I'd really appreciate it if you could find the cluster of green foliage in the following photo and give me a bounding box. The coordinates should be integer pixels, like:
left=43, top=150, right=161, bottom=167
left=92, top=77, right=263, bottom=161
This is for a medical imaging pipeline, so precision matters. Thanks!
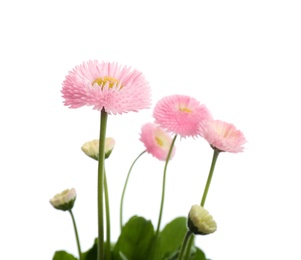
left=53, top=216, right=207, bottom=260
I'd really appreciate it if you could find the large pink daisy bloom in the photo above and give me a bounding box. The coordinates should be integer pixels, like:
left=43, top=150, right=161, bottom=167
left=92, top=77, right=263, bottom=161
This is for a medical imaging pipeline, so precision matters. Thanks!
left=200, top=119, right=246, bottom=153
left=140, top=123, right=176, bottom=161
left=153, top=95, right=212, bottom=138
left=61, top=60, right=151, bottom=114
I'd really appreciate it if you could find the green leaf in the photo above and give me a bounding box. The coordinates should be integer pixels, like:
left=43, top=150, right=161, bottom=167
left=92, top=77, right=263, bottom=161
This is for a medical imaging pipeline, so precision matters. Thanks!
left=155, top=217, right=188, bottom=259
left=113, top=215, right=155, bottom=260
left=190, top=246, right=207, bottom=260
left=82, top=238, right=97, bottom=260
left=118, top=251, right=128, bottom=260
left=53, top=251, right=77, bottom=260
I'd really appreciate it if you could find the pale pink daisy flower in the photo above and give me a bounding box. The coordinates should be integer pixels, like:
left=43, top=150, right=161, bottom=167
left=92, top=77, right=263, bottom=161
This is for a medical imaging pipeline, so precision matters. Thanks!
left=200, top=119, right=246, bottom=153
left=153, top=95, right=212, bottom=138
left=140, top=123, right=176, bottom=161
left=61, top=60, right=151, bottom=114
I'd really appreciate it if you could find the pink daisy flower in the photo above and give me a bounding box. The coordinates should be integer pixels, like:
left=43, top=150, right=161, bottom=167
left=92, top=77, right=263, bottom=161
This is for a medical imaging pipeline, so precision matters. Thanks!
left=200, top=119, right=246, bottom=153
left=61, top=60, right=151, bottom=114
left=153, top=95, right=212, bottom=138
left=140, top=123, right=176, bottom=161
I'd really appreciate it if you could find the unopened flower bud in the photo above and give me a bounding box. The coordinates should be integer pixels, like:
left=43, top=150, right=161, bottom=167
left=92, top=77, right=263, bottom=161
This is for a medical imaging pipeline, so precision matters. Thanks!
left=50, top=188, right=76, bottom=211
left=81, top=138, right=115, bottom=160
left=104, top=137, right=115, bottom=159
left=188, top=205, right=217, bottom=235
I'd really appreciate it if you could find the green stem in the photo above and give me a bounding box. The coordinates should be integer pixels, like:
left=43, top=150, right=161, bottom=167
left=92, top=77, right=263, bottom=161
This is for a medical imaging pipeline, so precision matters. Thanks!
left=200, top=149, right=220, bottom=207
left=120, top=150, right=146, bottom=231
left=183, top=149, right=220, bottom=258
left=69, top=209, right=82, bottom=260
left=178, top=231, right=192, bottom=260
left=104, top=170, right=111, bottom=260
left=183, top=234, right=194, bottom=260
left=155, top=135, right=177, bottom=236
left=97, top=109, right=108, bottom=260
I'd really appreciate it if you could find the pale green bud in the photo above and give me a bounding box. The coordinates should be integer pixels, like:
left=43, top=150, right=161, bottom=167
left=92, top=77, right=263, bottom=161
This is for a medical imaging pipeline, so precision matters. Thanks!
left=104, top=137, right=115, bottom=159
left=188, top=205, right=217, bottom=235
left=49, top=188, right=76, bottom=211
left=81, top=138, right=115, bottom=161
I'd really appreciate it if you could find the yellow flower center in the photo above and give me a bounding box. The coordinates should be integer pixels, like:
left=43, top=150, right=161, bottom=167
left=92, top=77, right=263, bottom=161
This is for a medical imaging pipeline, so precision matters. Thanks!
left=92, top=76, right=122, bottom=89
left=155, top=137, right=164, bottom=147
left=179, top=106, right=192, bottom=113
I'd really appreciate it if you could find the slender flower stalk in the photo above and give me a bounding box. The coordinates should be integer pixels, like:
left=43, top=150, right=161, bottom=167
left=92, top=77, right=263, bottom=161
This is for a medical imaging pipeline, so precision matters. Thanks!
left=178, top=149, right=220, bottom=260
left=97, top=109, right=108, bottom=260
left=69, top=209, right=82, bottom=260
left=183, top=235, right=194, bottom=260
left=178, top=227, right=193, bottom=259
left=155, top=135, right=178, bottom=236
left=104, top=171, right=111, bottom=260
left=178, top=230, right=192, bottom=260
left=201, top=149, right=220, bottom=207
left=120, top=150, right=146, bottom=231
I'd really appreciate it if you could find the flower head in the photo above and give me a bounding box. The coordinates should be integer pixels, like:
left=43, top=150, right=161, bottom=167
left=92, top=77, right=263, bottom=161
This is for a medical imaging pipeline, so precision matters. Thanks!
left=200, top=119, right=246, bottom=153
left=188, top=205, right=217, bottom=235
left=153, top=95, right=211, bottom=138
left=81, top=137, right=115, bottom=160
left=50, top=188, right=76, bottom=211
left=140, top=123, right=176, bottom=161
left=62, top=61, right=151, bottom=114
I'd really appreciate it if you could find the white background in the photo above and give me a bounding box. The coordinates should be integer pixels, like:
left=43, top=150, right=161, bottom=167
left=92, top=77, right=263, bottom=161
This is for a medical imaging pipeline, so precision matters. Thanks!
left=1, top=0, right=301, bottom=259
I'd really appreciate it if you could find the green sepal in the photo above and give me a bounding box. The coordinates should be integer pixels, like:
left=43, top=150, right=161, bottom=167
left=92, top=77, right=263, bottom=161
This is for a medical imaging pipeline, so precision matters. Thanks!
left=53, top=199, right=76, bottom=211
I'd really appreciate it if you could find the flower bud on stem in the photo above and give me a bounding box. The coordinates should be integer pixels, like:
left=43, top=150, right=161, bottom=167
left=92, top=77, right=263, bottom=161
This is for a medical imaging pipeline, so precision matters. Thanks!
left=178, top=149, right=220, bottom=260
